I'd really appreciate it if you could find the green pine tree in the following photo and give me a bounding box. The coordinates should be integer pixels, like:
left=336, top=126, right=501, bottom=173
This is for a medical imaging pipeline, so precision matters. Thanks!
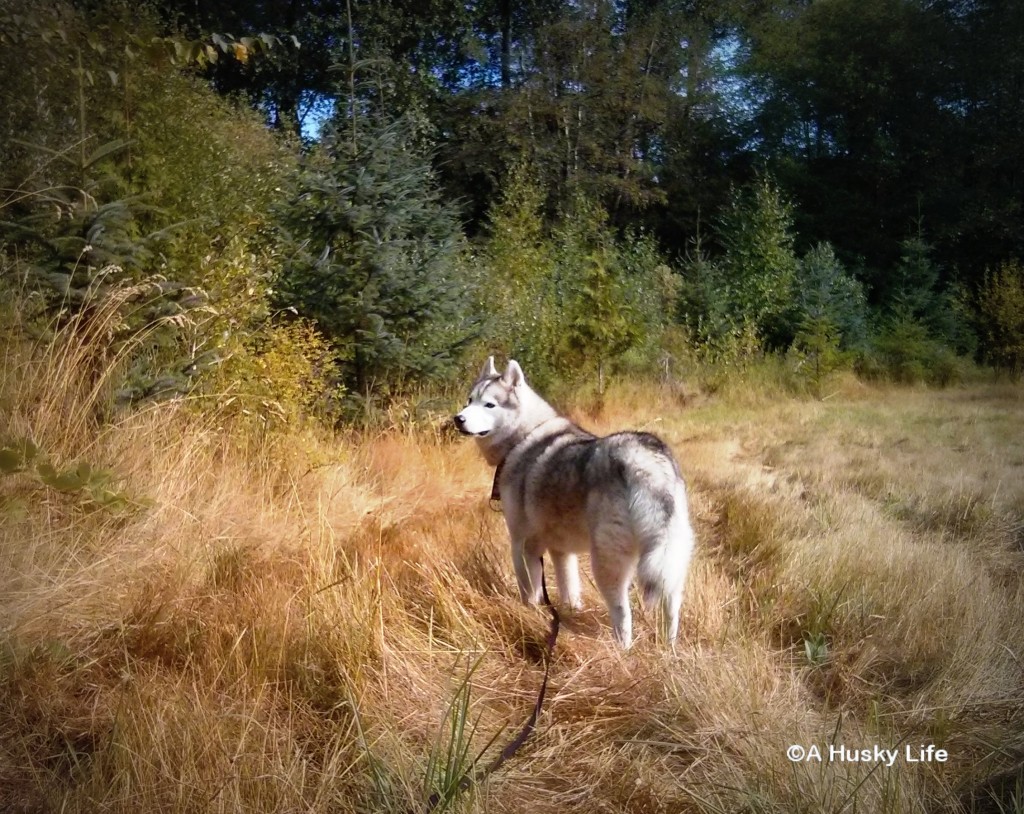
left=278, top=112, right=474, bottom=397
left=715, top=176, right=799, bottom=348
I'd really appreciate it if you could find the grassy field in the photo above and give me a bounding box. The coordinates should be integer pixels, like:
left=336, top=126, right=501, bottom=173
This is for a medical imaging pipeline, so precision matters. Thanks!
left=2, top=327, right=1023, bottom=812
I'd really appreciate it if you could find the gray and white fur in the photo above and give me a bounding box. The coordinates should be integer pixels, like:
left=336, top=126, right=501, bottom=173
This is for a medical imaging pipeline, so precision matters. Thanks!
left=453, top=357, right=695, bottom=648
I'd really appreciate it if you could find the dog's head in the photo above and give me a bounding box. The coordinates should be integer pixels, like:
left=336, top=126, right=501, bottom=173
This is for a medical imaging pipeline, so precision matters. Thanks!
left=452, top=356, right=524, bottom=438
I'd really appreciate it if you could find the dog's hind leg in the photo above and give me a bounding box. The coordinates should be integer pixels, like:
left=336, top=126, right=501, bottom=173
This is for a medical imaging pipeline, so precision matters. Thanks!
left=636, top=482, right=694, bottom=647
left=590, top=526, right=638, bottom=648
left=637, top=543, right=689, bottom=646
left=550, top=551, right=582, bottom=610
left=661, top=587, right=683, bottom=644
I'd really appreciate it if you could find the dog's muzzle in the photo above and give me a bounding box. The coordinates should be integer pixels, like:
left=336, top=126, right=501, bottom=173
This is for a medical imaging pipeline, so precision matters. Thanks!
left=452, top=414, right=489, bottom=437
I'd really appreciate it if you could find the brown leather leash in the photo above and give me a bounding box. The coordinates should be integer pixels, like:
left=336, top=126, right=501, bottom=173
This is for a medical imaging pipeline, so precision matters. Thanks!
left=421, top=468, right=560, bottom=812
left=423, top=568, right=559, bottom=811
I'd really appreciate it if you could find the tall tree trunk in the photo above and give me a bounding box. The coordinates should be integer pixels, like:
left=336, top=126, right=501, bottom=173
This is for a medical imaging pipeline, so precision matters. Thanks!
left=346, top=0, right=357, bottom=152
left=499, top=0, right=512, bottom=88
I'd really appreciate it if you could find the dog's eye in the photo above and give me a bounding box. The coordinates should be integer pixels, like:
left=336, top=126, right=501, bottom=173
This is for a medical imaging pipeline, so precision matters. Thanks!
left=485, top=402, right=496, bottom=409
left=465, top=399, right=471, bottom=406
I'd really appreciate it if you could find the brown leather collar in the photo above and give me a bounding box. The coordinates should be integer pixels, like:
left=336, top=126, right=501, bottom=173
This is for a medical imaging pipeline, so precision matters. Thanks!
left=490, top=457, right=505, bottom=502
left=487, top=416, right=561, bottom=506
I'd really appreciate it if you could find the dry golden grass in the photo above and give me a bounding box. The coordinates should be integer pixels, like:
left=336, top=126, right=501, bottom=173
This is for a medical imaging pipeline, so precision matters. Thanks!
left=2, top=316, right=1023, bottom=813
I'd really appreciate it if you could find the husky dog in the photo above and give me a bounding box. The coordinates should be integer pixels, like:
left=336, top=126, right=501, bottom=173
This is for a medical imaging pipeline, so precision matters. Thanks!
left=453, top=357, right=695, bottom=648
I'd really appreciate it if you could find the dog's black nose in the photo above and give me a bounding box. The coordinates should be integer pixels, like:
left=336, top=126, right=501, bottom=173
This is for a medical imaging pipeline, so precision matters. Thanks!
left=453, top=414, right=465, bottom=427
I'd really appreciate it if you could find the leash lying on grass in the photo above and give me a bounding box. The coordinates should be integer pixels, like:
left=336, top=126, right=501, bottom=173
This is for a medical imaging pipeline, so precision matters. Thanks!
left=422, top=558, right=560, bottom=813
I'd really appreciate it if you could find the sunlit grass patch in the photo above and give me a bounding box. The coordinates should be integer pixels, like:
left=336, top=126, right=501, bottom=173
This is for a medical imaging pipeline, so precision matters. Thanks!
left=2, top=321, right=1023, bottom=812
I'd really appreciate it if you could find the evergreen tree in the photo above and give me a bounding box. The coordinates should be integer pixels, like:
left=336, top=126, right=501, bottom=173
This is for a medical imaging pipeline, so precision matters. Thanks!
left=277, top=112, right=473, bottom=396
left=791, top=243, right=867, bottom=395
left=869, top=228, right=966, bottom=384
left=882, top=227, right=966, bottom=351
left=553, top=195, right=673, bottom=392
left=714, top=176, right=799, bottom=348
left=476, top=165, right=561, bottom=388
left=794, top=242, right=867, bottom=350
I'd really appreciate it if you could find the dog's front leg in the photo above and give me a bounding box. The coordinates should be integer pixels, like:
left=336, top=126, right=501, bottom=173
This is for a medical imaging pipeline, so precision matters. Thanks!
left=511, top=539, right=544, bottom=605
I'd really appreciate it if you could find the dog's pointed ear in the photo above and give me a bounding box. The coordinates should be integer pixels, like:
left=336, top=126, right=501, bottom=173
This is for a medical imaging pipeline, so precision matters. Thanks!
left=502, top=359, right=525, bottom=388
left=479, top=356, right=498, bottom=380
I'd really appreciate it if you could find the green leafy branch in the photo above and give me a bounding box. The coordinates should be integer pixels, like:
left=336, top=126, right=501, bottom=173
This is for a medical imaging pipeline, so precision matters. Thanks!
left=0, top=7, right=297, bottom=78
left=0, top=438, right=142, bottom=511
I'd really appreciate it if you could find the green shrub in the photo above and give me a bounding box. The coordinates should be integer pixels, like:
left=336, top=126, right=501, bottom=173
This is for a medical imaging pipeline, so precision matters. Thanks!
left=974, top=260, right=1024, bottom=377
left=0, top=0, right=299, bottom=412
left=859, top=315, right=964, bottom=386
left=0, top=437, right=139, bottom=511
left=791, top=315, right=845, bottom=397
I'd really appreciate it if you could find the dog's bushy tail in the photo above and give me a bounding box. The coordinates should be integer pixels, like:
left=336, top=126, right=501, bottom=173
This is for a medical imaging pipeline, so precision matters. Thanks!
left=636, top=480, right=694, bottom=640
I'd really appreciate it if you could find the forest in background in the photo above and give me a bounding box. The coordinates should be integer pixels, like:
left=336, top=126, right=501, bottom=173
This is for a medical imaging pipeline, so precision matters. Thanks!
left=2, top=0, right=1024, bottom=421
